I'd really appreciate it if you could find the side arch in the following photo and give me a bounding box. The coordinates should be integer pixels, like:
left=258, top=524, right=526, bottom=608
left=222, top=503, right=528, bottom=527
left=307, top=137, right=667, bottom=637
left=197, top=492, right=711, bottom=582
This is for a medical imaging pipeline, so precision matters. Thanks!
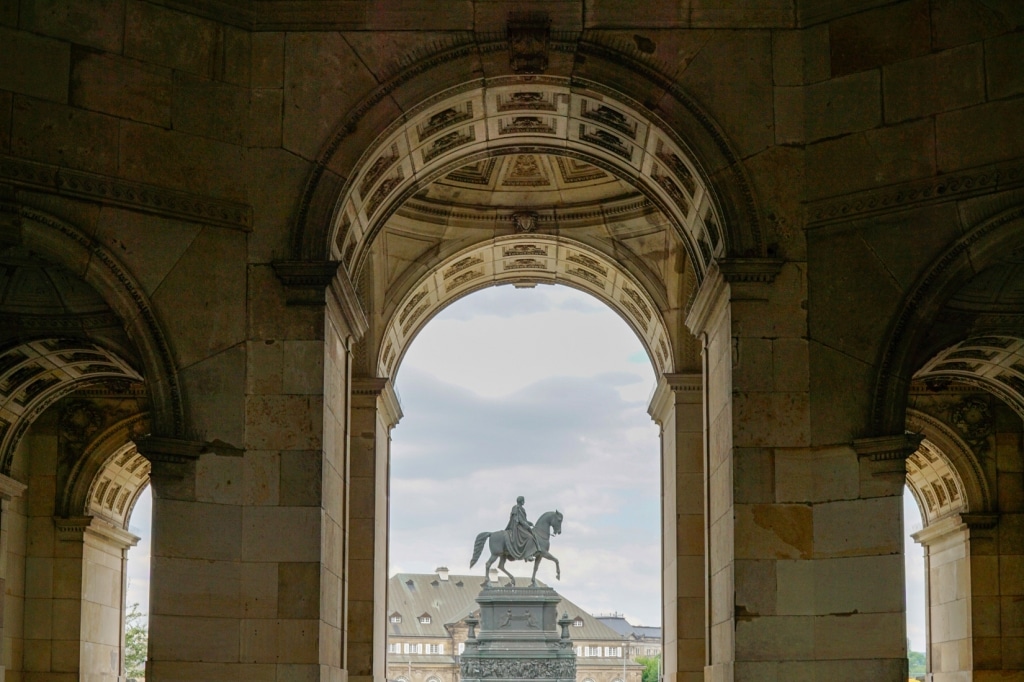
left=871, top=203, right=1024, bottom=434
left=0, top=339, right=143, bottom=475
left=59, top=411, right=151, bottom=527
left=906, top=408, right=992, bottom=523
left=0, top=202, right=185, bottom=438
left=290, top=38, right=765, bottom=271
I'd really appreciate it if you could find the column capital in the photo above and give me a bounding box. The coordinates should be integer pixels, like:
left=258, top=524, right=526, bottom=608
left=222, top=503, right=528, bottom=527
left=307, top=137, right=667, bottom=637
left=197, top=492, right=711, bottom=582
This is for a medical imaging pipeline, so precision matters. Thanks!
left=352, top=377, right=403, bottom=430
left=273, top=260, right=368, bottom=341
left=685, top=258, right=783, bottom=336
left=912, top=512, right=999, bottom=546
left=0, top=472, right=27, bottom=501
left=54, top=515, right=140, bottom=549
left=648, top=372, right=703, bottom=425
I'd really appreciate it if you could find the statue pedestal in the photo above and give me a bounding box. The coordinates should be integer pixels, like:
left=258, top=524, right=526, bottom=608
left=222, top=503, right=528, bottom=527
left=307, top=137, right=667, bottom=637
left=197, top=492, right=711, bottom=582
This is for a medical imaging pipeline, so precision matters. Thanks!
left=460, top=585, right=576, bottom=682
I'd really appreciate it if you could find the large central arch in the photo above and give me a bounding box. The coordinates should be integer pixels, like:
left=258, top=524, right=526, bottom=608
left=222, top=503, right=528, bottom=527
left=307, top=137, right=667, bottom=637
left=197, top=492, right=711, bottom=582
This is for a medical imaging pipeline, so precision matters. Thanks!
left=328, top=78, right=724, bottom=284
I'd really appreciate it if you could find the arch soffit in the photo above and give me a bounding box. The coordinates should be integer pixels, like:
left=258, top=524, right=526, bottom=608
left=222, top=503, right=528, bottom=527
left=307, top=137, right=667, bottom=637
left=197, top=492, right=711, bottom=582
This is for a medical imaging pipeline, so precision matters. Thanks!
left=293, top=40, right=764, bottom=267
left=0, top=339, right=143, bottom=476
left=915, top=335, right=1024, bottom=422
left=60, top=411, right=151, bottom=527
left=377, top=235, right=674, bottom=379
left=0, top=202, right=184, bottom=437
left=906, top=408, right=991, bottom=525
left=871, top=204, right=1024, bottom=434
left=332, top=79, right=723, bottom=284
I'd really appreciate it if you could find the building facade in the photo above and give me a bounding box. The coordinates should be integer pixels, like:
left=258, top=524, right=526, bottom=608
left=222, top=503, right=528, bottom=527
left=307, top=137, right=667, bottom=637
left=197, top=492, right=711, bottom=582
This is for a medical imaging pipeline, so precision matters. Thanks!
left=0, top=2, right=1022, bottom=681
left=385, top=571, right=644, bottom=682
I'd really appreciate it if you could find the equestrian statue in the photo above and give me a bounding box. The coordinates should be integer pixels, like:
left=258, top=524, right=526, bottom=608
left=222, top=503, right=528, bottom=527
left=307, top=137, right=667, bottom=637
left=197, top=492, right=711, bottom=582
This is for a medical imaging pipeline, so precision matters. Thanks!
left=470, top=496, right=562, bottom=587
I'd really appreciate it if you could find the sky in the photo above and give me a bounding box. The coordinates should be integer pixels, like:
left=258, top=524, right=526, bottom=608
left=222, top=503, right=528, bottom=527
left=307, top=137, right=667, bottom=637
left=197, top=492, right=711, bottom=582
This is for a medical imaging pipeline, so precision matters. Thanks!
left=388, top=284, right=663, bottom=626
left=124, top=280, right=929, bottom=648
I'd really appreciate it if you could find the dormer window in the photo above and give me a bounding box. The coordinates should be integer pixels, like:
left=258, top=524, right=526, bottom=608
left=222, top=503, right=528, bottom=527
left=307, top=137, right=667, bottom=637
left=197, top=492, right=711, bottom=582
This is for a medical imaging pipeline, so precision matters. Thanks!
left=419, top=613, right=432, bottom=624
left=390, top=613, right=403, bottom=624
left=572, top=617, right=584, bottom=627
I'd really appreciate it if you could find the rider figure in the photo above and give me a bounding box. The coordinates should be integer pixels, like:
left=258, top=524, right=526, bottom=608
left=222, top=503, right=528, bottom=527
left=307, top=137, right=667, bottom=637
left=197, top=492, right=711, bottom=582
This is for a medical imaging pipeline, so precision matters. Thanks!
left=505, top=496, right=536, bottom=561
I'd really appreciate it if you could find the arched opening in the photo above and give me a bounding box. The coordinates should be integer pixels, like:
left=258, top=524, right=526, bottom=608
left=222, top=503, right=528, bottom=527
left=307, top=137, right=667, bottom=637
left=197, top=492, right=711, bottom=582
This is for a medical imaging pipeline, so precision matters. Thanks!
left=0, top=221, right=165, bottom=682
left=334, top=77, right=707, bottom=682
left=384, top=282, right=662, bottom=682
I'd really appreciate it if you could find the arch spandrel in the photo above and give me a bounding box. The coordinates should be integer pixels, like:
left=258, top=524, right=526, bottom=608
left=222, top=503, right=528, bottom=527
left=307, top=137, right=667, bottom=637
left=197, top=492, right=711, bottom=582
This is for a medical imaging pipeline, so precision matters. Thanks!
left=376, top=235, right=675, bottom=379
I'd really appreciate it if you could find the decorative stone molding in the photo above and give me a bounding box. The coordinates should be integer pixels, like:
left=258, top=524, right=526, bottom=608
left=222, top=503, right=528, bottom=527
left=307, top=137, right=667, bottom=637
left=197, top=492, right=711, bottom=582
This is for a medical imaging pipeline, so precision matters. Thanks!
left=716, top=258, right=784, bottom=284
left=272, top=260, right=368, bottom=341
left=0, top=154, right=252, bottom=231
left=0, top=473, right=27, bottom=501
left=805, top=160, right=1024, bottom=227
left=54, top=515, right=140, bottom=548
left=648, top=372, right=703, bottom=426
left=912, top=512, right=999, bottom=547
left=852, top=433, right=924, bottom=462
left=461, top=657, right=575, bottom=680
left=133, top=435, right=205, bottom=466
left=352, top=377, right=404, bottom=431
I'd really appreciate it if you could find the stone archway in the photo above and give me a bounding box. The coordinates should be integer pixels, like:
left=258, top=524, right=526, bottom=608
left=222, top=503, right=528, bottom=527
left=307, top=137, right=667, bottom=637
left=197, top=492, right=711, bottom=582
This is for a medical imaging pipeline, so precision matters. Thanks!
left=377, top=234, right=676, bottom=379
left=325, top=78, right=727, bottom=285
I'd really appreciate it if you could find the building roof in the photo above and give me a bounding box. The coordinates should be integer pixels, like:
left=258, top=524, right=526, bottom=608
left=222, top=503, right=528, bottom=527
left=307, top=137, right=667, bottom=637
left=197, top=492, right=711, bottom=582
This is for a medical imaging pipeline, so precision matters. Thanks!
left=387, top=572, right=632, bottom=642
left=595, top=615, right=662, bottom=641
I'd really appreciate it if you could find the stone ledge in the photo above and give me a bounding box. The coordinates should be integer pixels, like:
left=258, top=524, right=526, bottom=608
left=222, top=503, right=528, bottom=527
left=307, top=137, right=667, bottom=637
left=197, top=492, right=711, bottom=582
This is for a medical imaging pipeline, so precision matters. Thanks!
left=0, top=153, right=253, bottom=230
left=805, top=159, right=1024, bottom=227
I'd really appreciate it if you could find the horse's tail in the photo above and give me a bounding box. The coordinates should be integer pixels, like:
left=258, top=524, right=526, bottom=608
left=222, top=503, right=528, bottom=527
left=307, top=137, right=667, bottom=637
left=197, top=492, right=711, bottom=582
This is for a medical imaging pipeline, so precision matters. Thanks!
left=470, top=532, right=491, bottom=568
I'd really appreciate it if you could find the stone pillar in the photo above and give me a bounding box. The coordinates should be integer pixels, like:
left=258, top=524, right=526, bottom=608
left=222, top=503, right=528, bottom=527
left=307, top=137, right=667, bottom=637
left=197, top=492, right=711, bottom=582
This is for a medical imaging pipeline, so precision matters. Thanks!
left=648, top=373, right=704, bottom=682
left=913, top=513, right=1005, bottom=682
left=348, top=377, right=402, bottom=682
left=687, top=260, right=913, bottom=681
left=0, top=473, right=27, bottom=682
left=138, top=261, right=366, bottom=682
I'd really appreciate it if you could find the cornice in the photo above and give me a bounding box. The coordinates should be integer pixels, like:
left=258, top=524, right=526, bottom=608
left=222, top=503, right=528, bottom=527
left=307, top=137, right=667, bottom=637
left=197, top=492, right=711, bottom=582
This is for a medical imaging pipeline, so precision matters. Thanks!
left=852, top=432, right=924, bottom=462
left=54, top=515, right=140, bottom=548
left=133, top=435, right=206, bottom=465
left=351, top=377, right=403, bottom=430
left=273, top=260, right=368, bottom=341
left=805, top=160, right=1024, bottom=227
left=0, top=154, right=252, bottom=231
left=647, top=372, right=702, bottom=426
left=912, top=512, right=999, bottom=546
left=0, top=473, right=27, bottom=501
left=716, top=258, right=784, bottom=284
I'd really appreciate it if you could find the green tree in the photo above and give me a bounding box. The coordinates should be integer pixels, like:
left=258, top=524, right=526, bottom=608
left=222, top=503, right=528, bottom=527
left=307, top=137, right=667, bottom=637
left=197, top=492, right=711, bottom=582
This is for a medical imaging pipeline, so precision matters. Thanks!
left=125, top=602, right=148, bottom=680
left=635, top=655, right=660, bottom=682
left=908, top=650, right=926, bottom=677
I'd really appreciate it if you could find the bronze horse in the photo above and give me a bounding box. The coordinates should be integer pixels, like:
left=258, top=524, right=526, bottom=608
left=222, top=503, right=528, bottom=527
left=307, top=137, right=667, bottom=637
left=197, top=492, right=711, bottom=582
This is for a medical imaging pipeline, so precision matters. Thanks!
left=470, top=510, right=563, bottom=587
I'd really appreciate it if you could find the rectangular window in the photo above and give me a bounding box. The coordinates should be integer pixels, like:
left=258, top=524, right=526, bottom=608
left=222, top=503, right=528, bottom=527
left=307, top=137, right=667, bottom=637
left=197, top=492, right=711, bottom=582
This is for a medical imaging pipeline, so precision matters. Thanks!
left=388, top=643, right=400, bottom=654
left=458, top=642, right=466, bottom=655
left=428, top=644, right=442, bottom=654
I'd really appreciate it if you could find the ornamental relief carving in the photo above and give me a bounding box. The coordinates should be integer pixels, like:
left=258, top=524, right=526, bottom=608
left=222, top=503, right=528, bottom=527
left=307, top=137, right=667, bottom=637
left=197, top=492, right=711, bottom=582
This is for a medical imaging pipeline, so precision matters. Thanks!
left=461, top=657, right=575, bottom=680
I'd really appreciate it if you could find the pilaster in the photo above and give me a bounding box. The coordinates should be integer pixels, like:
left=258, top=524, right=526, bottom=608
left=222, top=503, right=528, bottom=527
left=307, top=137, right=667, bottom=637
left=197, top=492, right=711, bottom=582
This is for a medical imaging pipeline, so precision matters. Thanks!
left=349, top=377, right=403, bottom=682
left=648, top=373, right=704, bottom=682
